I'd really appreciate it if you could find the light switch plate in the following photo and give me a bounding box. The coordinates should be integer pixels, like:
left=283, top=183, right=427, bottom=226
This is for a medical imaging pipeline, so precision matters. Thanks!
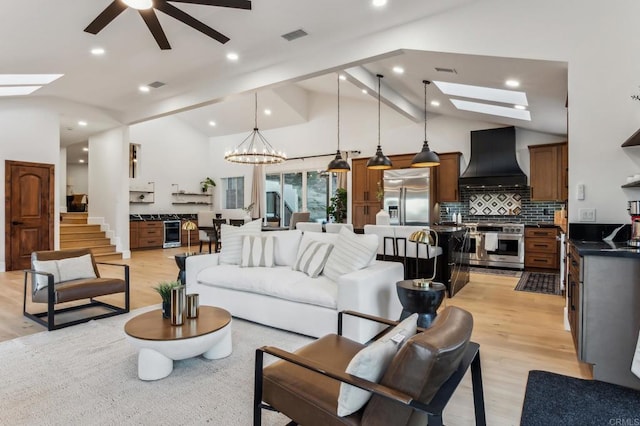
left=579, top=208, right=596, bottom=222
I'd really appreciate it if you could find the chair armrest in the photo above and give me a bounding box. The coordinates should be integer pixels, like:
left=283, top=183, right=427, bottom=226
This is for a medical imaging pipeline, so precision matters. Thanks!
left=23, top=269, right=54, bottom=296
left=257, top=346, right=413, bottom=406
left=95, top=261, right=128, bottom=268
left=338, top=310, right=399, bottom=336
left=185, top=253, right=220, bottom=287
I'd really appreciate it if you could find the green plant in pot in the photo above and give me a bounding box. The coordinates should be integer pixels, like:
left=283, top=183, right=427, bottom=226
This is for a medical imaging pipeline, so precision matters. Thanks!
left=327, top=187, right=347, bottom=223
left=200, top=177, right=216, bottom=193
left=154, top=280, right=181, bottom=319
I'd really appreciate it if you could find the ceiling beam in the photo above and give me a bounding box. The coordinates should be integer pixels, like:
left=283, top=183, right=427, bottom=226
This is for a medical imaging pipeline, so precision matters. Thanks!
left=343, top=66, right=423, bottom=123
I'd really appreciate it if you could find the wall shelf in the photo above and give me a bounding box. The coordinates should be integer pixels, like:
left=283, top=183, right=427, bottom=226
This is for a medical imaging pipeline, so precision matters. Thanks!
left=621, top=181, right=640, bottom=188
left=172, top=202, right=212, bottom=205
left=171, top=192, right=210, bottom=196
left=129, top=182, right=155, bottom=204
left=130, top=201, right=154, bottom=204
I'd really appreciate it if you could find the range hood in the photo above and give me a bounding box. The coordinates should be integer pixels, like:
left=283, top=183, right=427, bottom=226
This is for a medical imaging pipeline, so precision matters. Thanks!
left=458, top=126, right=527, bottom=187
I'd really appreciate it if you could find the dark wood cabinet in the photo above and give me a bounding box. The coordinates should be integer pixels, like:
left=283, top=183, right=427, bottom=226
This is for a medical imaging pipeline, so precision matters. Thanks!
left=529, top=142, right=567, bottom=201
left=351, top=158, right=382, bottom=229
left=566, top=242, right=581, bottom=353
left=129, top=222, right=139, bottom=249
left=436, top=152, right=461, bottom=202
left=135, top=221, right=163, bottom=249
left=524, top=227, right=559, bottom=270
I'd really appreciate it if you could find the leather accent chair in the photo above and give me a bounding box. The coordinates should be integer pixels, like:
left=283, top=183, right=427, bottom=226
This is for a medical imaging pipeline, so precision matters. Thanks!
left=254, top=307, right=485, bottom=426
left=23, top=248, right=130, bottom=331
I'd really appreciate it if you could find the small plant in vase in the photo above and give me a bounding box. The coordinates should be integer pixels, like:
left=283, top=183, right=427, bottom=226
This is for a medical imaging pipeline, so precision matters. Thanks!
left=153, top=280, right=181, bottom=319
left=200, top=177, right=216, bottom=193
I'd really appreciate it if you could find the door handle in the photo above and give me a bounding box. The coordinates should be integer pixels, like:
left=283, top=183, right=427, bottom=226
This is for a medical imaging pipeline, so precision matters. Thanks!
left=12, top=221, right=24, bottom=225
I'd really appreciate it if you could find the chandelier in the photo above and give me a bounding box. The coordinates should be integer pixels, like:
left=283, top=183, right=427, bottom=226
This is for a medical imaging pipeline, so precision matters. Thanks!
left=224, top=93, right=287, bottom=164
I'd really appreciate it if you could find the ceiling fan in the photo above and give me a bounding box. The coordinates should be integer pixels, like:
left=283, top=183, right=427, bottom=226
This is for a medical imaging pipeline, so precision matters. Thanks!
left=84, top=0, right=252, bottom=50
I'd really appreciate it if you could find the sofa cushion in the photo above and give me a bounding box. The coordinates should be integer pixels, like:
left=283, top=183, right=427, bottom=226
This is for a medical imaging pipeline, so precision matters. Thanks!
left=267, top=230, right=303, bottom=267
left=197, top=265, right=338, bottom=309
left=323, top=227, right=378, bottom=281
left=240, top=235, right=275, bottom=268
left=219, top=219, right=262, bottom=264
left=337, top=338, right=398, bottom=417
left=293, top=241, right=334, bottom=278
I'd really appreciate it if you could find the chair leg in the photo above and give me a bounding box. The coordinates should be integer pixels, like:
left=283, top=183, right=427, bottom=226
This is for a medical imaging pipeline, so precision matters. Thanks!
left=208, top=240, right=212, bottom=254
left=254, top=349, right=264, bottom=426
left=199, top=241, right=203, bottom=253
left=427, top=413, right=444, bottom=426
left=471, top=350, right=487, bottom=426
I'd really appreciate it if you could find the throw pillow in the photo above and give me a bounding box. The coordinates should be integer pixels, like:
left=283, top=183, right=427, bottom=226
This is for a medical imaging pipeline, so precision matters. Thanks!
left=240, top=235, right=275, bottom=268
left=379, top=313, right=419, bottom=348
left=267, top=230, right=302, bottom=266
left=292, top=241, right=333, bottom=278
left=32, top=259, right=61, bottom=291
left=57, top=254, right=97, bottom=283
left=219, top=219, right=262, bottom=265
left=336, top=339, right=398, bottom=417
left=323, top=227, right=378, bottom=281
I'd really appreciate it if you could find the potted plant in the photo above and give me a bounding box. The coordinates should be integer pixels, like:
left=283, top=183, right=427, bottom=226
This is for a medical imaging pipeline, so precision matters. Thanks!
left=200, top=177, right=216, bottom=193
left=153, top=280, right=182, bottom=318
left=327, top=187, right=347, bottom=223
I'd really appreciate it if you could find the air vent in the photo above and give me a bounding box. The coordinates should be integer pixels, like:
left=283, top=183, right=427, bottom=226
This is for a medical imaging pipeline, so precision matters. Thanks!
left=148, top=81, right=166, bottom=89
left=435, top=67, right=457, bottom=74
left=281, top=29, right=308, bottom=41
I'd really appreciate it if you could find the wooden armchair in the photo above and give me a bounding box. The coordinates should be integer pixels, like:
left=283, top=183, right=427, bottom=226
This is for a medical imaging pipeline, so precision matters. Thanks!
left=23, top=248, right=130, bottom=331
left=254, top=307, right=485, bottom=426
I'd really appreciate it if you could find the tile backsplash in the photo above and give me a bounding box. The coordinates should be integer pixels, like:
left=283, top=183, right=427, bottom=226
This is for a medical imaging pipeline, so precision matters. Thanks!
left=439, top=186, right=564, bottom=224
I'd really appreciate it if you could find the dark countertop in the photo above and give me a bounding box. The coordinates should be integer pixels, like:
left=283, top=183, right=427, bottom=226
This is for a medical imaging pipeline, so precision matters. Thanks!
left=570, top=240, right=640, bottom=258
left=130, top=213, right=197, bottom=222
left=430, top=225, right=467, bottom=234
left=525, top=222, right=560, bottom=228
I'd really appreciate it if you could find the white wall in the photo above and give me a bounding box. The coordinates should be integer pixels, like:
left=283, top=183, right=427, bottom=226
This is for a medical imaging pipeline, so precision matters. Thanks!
left=59, top=148, right=67, bottom=212
left=129, top=115, right=212, bottom=215
left=67, top=164, right=88, bottom=195
left=88, top=127, right=130, bottom=258
left=0, top=100, right=60, bottom=271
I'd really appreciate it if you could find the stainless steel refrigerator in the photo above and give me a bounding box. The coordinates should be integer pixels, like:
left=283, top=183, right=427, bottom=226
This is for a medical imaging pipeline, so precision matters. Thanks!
left=383, top=168, right=431, bottom=225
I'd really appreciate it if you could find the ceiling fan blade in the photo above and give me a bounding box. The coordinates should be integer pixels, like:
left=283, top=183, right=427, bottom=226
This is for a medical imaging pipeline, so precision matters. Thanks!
left=84, top=1, right=128, bottom=34
left=156, top=2, right=230, bottom=44
left=138, top=9, right=172, bottom=50
left=169, top=0, right=252, bottom=10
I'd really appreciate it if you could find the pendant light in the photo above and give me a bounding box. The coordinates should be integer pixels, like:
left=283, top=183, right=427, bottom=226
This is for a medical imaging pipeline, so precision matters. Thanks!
left=366, top=74, right=393, bottom=170
left=327, top=74, right=350, bottom=172
left=411, top=80, right=440, bottom=167
left=224, top=93, right=287, bottom=164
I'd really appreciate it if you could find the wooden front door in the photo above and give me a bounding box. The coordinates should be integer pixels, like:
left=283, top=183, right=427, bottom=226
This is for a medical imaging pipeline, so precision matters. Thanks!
left=5, top=160, right=54, bottom=271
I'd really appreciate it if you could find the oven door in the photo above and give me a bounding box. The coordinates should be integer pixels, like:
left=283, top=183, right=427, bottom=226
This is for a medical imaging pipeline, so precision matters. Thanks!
left=466, top=232, right=480, bottom=263
left=484, top=233, right=524, bottom=268
left=163, top=220, right=182, bottom=248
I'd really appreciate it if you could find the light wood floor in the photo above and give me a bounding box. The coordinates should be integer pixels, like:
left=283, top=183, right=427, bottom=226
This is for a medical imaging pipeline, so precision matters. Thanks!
left=0, top=249, right=590, bottom=424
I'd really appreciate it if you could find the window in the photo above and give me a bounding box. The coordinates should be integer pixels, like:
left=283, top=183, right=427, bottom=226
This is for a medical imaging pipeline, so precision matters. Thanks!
left=266, top=170, right=340, bottom=227
left=222, top=177, right=244, bottom=209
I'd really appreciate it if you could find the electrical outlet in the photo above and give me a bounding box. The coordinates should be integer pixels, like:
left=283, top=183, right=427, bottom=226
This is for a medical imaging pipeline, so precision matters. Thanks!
left=579, top=208, right=596, bottom=222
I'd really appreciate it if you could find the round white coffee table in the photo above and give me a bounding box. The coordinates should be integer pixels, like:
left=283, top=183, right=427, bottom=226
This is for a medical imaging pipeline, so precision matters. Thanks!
left=124, top=306, right=232, bottom=380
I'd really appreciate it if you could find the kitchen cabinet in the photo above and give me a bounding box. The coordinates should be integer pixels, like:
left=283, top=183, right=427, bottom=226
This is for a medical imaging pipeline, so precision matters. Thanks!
left=528, top=142, right=567, bottom=201
left=566, top=241, right=640, bottom=389
left=351, top=158, right=382, bottom=229
left=436, top=152, right=461, bottom=202
left=129, top=222, right=140, bottom=249
left=134, top=221, right=163, bottom=249
left=524, top=227, right=559, bottom=270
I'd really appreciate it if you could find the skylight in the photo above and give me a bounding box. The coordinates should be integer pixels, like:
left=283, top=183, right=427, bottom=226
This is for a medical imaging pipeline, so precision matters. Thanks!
left=0, top=86, right=42, bottom=96
left=434, top=81, right=528, bottom=106
left=450, top=99, right=531, bottom=121
left=0, top=74, right=63, bottom=85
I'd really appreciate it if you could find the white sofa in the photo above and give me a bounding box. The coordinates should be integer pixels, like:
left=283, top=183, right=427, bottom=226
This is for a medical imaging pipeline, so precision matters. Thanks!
left=186, top=228, right=404, bottom=342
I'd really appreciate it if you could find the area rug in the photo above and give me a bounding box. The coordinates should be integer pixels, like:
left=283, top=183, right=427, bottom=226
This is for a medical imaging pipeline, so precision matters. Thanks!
left=515, top=271, right=560, bottom=295
left=470, top=266, right=523, bottom=277
left=520, top=370, right=640, bottom=425
left=0, top=306, right=313, bottom=425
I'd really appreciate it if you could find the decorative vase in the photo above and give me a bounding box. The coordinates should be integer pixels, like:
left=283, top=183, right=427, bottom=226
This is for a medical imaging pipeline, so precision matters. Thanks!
left=162, top=301, right=171, bottom=319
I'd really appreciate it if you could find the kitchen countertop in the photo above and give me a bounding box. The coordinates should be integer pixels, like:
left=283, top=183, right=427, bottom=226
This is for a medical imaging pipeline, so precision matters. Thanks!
left=570, top=239, right=640, bottom=258
left=430, top=225, right=467, bottom=233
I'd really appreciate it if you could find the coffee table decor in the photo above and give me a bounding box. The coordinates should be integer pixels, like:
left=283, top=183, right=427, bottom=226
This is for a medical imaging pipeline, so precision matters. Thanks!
left=153, top=280, right=182, bottom=319
left=124, top=306, right=232, bottom=380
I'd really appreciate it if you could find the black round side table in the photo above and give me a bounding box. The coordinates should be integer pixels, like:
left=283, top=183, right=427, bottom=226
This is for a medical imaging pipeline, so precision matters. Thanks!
left=174, top=252, right=197, bottom=284
left=396, top=280, right=446, bottom=328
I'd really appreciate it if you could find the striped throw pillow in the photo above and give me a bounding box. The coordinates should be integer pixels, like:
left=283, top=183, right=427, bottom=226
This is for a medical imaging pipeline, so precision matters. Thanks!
left=293, top=241, right=334, bottom=278
left=322, top=227, right=378, bottom=281
left=219, top=219, right=262, bottom=265
left=240, top=236, right=275, bottom=268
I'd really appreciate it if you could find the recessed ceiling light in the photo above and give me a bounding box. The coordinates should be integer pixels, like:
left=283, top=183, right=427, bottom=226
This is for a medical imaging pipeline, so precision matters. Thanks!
left=264, top=109, right=272, bottom=116
left=91, top=48, right=105, bottom=56
left=514, top=105, right=526, bottom=110
left=362, top=89, right=368, bottom=94
left=79, top=159, right=85, bottom=163
left=505, top=79, right=520, bottom=88
left=430, top=100, right=440, bottom=107
left=0, top=74, right=63, bottom=85
left=226, top=52, right=239, bottom=61
left=392, top=66, right=404, bottom=74
left=82, top=147, right=89, bottom=152
left=209, top=121, right=217, bottom=127
left=78, top=120, right=88, bottom=126
left=450, top=99, right=531, bottom=121
left=139, top=85, right=150, bottom=93
left=434, top=81, right=528, bottom=106
left=0, top=86, right=41, bottom=96
left=372, top=0, right=387, bottom=7
left=339, top=75, right=347, bottom=81
left=122, top=0, right=152, bottom=9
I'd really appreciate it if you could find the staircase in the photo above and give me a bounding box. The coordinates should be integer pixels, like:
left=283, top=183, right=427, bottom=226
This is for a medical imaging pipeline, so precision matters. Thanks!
left=60, top=213, right=123, bottom=261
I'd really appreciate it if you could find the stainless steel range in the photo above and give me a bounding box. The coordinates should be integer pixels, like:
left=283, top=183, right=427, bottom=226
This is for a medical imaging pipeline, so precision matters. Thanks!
left=464, top=222, right=524, bottom=269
